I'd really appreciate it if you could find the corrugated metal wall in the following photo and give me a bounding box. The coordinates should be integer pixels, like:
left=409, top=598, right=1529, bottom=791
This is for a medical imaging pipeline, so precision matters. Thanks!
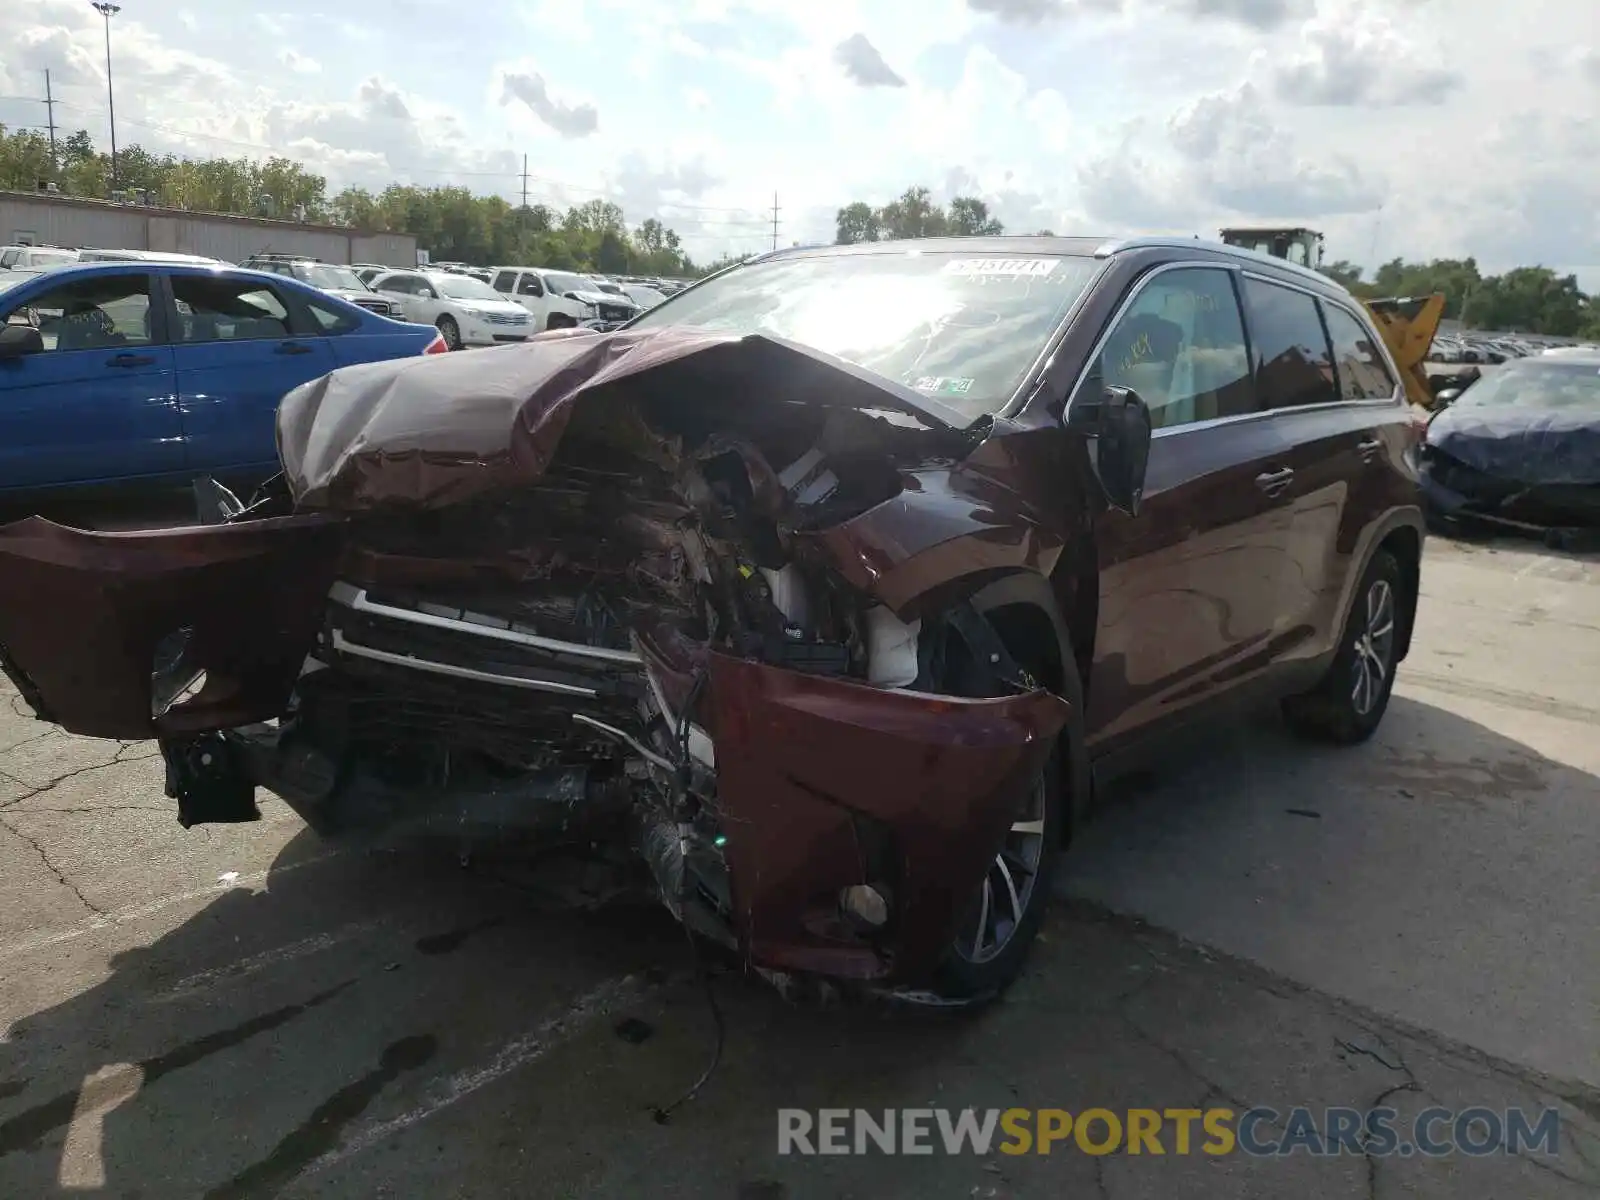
left=0, top=194, right=417, bottom=267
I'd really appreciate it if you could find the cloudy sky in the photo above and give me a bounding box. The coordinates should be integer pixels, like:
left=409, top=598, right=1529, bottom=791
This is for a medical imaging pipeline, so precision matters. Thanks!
left=1, top=0, right=1596, bottom=283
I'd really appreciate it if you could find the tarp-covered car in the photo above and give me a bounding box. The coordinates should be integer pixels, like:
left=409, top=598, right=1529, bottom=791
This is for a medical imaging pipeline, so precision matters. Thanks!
left=0, top=238, right=1427, bottom=1002
left=1420, top=352, right=1600, bottom=544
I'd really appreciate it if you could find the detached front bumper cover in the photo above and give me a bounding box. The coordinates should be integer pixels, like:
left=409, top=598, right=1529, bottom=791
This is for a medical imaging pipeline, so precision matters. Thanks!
left=704, top=652, right=1070, bottom=983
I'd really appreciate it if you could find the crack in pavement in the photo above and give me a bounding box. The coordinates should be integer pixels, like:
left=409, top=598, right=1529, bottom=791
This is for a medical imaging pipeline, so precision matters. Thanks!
left=0, top=812, right=105, bottom=915
left=0, top=755, right=154, bottom=811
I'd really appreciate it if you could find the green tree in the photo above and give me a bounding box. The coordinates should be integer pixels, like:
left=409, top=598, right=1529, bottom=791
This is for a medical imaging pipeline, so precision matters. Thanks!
left=877, top=187, right=947, bottom=239
left=1461, top=267, right=1588, bottom=335
left=835, top=201, right=881, bottom=244
left=946, top=196, right=1003, bottom=236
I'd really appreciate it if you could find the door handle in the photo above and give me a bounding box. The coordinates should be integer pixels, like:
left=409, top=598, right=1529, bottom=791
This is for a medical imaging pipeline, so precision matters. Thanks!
left=1357, top=437, right=1383, bottom=461
left=274, top=342, right=314, bottom=356
left=106, top=352, right=155, bottom=368
left=1254, top=467, right=1295, bottom=496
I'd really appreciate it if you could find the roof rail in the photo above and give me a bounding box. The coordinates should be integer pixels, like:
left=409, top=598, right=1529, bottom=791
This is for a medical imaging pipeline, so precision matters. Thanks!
left=1093, top=235, right=1333, bottom=286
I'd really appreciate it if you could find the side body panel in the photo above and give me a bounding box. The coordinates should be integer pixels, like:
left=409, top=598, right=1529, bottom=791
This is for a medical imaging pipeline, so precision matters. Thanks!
left=1087, top=417, right=1295, bottom=742
left=0, top=268, right=186, bottom=490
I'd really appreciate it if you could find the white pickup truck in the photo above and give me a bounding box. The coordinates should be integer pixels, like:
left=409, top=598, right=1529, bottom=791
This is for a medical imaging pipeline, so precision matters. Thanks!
left=490, top=267, right=594, bottom=331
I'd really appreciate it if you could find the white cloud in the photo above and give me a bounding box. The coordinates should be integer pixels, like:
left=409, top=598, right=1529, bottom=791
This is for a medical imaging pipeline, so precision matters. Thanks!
left=497, top=66, right=599, bottom=138
left=1270, top=1, right=1450, bottom=106
left=280, top=49, right=321, bottom=75
left=0, top=0, right=1593, bottom=282
left=833, top=33, right=906, bottom=87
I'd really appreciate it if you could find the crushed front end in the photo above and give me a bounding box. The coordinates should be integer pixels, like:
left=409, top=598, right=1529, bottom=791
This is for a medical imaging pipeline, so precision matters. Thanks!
left=0, top=330, right=1072, bottom=992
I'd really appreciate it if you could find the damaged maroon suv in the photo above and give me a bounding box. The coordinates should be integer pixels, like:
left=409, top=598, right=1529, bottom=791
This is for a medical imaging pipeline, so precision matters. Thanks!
left=0, top=237, right=1425, bottom=1002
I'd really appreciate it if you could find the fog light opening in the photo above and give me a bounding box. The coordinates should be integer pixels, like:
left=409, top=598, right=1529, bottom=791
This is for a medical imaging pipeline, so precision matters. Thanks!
left=840, top=883, right=890, bottom=929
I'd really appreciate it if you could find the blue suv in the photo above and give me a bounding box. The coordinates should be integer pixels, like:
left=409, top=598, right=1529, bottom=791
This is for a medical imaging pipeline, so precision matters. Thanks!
left=0, top=261, right=445, bottom=495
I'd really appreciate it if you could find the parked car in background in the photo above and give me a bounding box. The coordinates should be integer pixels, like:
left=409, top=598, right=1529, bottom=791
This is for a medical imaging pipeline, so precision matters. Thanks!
left=622, top=283, right=668, bottom=310
left=370, top=269, right=536, bottom=348
left=0, top=236, right=1425, bottom=1004
left=489, top=267, right=591, bottom=330
left=76, top=249, right=226, bottom=266
left=352, top=264, right=390, bottom=285
left=535, top=269, right=640, bottom=325
left=1420, top=351, right=1600, bottom=545
left=241, top=253, right=402, bottom=318
left=0, top=245, right=79, bottom=271
left=0, top=262, right=444, bottom=496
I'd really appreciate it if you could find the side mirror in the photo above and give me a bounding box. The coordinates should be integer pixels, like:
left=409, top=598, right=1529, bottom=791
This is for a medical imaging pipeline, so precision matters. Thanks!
left=1433, top=388, right=1461, bottom=408
left=1066, top=385, right=1153, bottom=516
left=0, top=324, right=44, bottom=360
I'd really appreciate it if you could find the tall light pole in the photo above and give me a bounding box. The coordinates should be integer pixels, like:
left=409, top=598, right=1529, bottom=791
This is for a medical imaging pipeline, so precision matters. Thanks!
left=91, top=2, right=121, bottom=192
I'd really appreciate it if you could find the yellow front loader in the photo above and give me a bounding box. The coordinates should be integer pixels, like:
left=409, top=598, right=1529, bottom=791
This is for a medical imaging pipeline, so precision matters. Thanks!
left=1218, top=227, right=1445, bottom=409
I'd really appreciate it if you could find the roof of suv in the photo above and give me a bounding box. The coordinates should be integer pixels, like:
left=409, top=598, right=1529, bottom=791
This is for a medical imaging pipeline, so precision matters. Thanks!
left=760, top=234, right=1340, bottom=291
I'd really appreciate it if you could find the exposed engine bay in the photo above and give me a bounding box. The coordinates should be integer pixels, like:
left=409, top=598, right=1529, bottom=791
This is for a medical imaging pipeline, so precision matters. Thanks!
left=0, top=329, right=1072, bottom=997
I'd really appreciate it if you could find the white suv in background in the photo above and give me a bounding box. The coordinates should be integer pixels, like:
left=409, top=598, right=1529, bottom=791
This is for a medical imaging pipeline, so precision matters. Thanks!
left=370, top=269, right=536, bottom=349
left=490, top=267, right=592, bottom=331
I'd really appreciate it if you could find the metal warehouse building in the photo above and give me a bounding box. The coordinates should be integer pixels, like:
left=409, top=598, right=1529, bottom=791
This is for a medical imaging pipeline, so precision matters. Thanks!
left=0, top=191, right=417, bottom=267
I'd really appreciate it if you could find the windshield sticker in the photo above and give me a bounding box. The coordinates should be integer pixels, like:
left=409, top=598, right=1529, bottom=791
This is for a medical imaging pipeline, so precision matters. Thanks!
left=941, top=258, right=1059, bottom=279
left=912, top=376, right=976, bottom=396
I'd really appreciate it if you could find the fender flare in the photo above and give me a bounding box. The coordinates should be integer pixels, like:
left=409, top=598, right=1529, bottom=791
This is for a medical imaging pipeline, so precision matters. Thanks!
left=963, top=572, right=1092, bottom=837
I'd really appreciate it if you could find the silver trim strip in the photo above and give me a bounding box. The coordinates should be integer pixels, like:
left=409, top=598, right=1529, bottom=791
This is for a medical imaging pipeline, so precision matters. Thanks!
left=329, top=629, right=599, bottom=697
left=1066, top=260, right=1406, bottom=428
left=328, top=582, right=641, bottom=666
left=1100, top=236, right=1332, bottom=286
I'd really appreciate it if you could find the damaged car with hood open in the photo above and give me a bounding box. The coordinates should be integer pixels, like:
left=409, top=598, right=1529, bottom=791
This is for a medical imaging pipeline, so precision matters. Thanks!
left=0, top=237, right=1427, bottom=1002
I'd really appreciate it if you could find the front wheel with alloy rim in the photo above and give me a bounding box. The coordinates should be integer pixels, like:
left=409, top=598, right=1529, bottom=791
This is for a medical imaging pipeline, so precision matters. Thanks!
left=926, top=613, right=1088, bottom=1004
left=436, top=315, right=462, bottom=350
left=1283, top=548, right=1405, bottom=744
left=932, top=750, right=1064, bottom=1002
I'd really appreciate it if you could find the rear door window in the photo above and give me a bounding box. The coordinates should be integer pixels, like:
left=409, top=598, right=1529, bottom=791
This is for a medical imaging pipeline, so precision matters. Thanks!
left=493, top=270, right=517, bottom=293
left=1242, top=278, right=1338, bottom=409
left=1322, top=303, right=1397, bottom=400
left=171, top=277, right=292, bottom=342
left=304, top=295, right=361, bottom=334
left=1093, top=266, right=1256, bottom=430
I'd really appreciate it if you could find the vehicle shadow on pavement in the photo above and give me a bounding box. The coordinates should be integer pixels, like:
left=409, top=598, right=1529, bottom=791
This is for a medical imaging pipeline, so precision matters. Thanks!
left=1, top=694, right=1597, bottom=1199
left=1066, top=689, right=1600, bottom=1095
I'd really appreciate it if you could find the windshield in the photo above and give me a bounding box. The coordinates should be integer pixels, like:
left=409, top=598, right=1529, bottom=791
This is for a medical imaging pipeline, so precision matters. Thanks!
left=434, top=275, right=503, bottom=301
left=629, top=250, right=1100, bottom=419
left=300, top=264, right=369, bottom=291
left=543, top=272, right=594, bottom=296
left=27, top=249, right=77, bottom=266
left=1456, top=361, right=1600, bottom=410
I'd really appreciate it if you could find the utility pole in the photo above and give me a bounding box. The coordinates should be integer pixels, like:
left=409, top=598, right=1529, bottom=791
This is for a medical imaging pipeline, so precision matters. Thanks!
left=91, top=2, right=121, bottom=192
left=43, top=70, right=59, bottom=176
left=520, top=154, right=529, bottom=210
left=770, top=191, right=780, bottom=252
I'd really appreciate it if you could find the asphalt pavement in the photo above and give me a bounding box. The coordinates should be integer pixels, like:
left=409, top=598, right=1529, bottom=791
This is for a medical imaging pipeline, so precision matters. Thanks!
left=0, top=528, right=1596, bottom=1199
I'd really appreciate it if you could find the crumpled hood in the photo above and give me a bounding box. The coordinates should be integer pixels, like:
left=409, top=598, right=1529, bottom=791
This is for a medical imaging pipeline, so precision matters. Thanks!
left=1426, top=404, right=1600, bottom=485
left=572, top=289, right=636, bottom=309
left=276, top=326, right=969, bottom=511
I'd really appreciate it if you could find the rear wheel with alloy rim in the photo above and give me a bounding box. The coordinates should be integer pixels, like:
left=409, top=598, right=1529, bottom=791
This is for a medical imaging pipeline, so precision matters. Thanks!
left=1283, top=548, right=1405, bottom=744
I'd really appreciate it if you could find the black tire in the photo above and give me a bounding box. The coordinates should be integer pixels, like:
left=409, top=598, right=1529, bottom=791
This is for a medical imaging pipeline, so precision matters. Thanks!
left=1282, top=548, right=1404, bottom=744
left=932, top=746, right=1065, bottom=1003
left=436, top=315, right=462, bottom=350
left=928, top=617, right=1089, bottom=1003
